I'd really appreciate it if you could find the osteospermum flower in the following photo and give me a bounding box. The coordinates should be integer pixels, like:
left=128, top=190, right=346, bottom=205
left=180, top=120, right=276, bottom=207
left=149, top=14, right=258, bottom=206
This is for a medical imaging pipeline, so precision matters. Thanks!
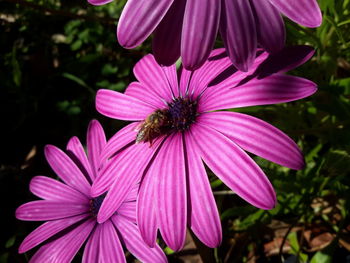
left=15, top=120, right=167, bottom=263
left=88, top=0, right=322, bottom=71
left=93, top=46, right=317, bottom=251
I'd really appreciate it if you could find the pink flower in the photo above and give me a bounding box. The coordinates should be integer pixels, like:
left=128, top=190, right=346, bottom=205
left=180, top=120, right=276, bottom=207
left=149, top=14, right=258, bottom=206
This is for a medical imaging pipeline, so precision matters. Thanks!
left=94, top=46, right=317, bottom=251
left=88, top=0, right=322, bottom=71
left=15, top=120, right=167, bottom=263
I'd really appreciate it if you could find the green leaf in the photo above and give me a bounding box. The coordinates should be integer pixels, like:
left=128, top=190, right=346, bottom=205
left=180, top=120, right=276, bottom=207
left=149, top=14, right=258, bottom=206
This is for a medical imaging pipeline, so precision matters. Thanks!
left=310, top=251, right=332, bottom=263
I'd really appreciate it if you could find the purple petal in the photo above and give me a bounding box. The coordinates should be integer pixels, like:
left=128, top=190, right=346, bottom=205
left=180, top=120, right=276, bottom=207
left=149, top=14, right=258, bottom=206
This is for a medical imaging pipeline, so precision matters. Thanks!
left=156, top=133, right=187, bottom=251
left=117, top=201, right=137, bottom=223
left=99, top=221, right=126, bottom=263
left=16, top=200, right=89, bottom=221
left=112, top=216, right=167, bottom=263
left=220, top=0, right=257, bottom=71
left=125, top=82, right=166, bottom=109
left=96, top=89, right=156, bottom=121
left=87, top=0, right=113, bottom=6
left=189, top=124, right=276, bottom=210
left=250, top=0, right=285, bottom=53
left=181, top=0, right=220, bottom=70
left=200, top=75, right=317, bottom=112
left=67, top=136, right=94, bottom=182
left=199, top=112, right=305, bottom=170
left=29, top=218, right=95, bottom=263
left=87, top=119, right=106, bottom=178
left=44, top=145, right=91, bottom=196
left=30, top=176, right=88, bottom=203
left=97, top=142, right=160, bottom=223
left=184, top=134, right=222, bottom=247
left=19, top=214, right=88, bottom=253
left=124, top=183, right=139, bottom=202
left=268, top=0, right=322, bottom=28
left=99, top=122, right=138, bottom=164
left=117, top=0, right=174, bottom=48
left=133, top=54, right=175, bottom=101
left=82, top=225, right=101, bottom=263
left=153, top=0, right=186, bottom=67
left=254, top=45, right=315, bottom=78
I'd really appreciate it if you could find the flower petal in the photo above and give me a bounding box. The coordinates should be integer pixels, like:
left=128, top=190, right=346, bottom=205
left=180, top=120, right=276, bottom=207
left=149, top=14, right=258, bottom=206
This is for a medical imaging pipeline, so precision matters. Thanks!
left=30, top=176, right=88, bottom=203
left=153, top=0, right=186, bottom=67
left=96, top=89, right=156, bottom=121
left=250, top=0, right=285, bottom=53
left=87, top=0, right=113, bottom=6
left=112, top=215, right=167, bottom=263
left=16, top=200, right=89, bottom=221
left=44, top=145, right=91, bottom=196
left=133, top=54, right=175, bottom=101
left=181, top=0, right=220, bottom=70
left=29, top=218, right=95, bottom=263
left=184, top=134, right=222, bottom=247
left=82, top=225, right=101, bottom=263
left=200, top=75, right=317, bottom=112
left=19, top=214, right=88, bottom=253
left=189, top=124, right=276, bottom=210
left=156, top=133, right=187, bottom=251
left=268, top=0, right=322, bottom=28
left=125, top=82, right=166, bottom=109
left=97, top=142, right=160, bottom=223
left=117, top=201, right=137, bottom=223
left=87, top=119, right=106, bottom=178
left=220, top=0, right=257, bottom=71
left=99, top=221, right=126, bottom=263
left=199, top=112, right=305, bottom=170
left=67, top=136, right=94, bottom=182
left=117, top=0, right=174, bottom=48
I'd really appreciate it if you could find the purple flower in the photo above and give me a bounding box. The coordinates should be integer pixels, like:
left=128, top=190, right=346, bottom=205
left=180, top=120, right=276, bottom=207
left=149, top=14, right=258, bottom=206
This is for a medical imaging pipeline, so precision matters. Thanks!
left=15, top=120, right=167, bottom=263
left=93, top=46, right=317, bottom=251
left=88, top=0, right=322, bottom=71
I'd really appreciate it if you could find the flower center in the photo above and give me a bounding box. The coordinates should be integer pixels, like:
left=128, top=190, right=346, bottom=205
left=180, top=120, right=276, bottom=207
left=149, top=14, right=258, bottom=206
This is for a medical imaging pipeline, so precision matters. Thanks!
left=90, top=194, right=106, bottom=217
left=136, top=97, right=197, bottom=144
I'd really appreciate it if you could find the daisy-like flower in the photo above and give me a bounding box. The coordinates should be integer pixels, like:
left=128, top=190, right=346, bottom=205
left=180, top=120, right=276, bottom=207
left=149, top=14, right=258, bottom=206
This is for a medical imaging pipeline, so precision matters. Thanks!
left=88, top=0, right=322, bottom=71
left=15, top=120, right=167, bottom=263
left=93, top=45, right=318, bottom=251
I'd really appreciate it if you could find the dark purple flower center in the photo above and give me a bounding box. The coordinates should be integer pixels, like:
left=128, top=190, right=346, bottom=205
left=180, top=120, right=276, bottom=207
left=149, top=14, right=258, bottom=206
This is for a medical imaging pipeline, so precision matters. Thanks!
left=136, top=97, right=197, bottom=144
left=90, top=194, right=106, bottom=217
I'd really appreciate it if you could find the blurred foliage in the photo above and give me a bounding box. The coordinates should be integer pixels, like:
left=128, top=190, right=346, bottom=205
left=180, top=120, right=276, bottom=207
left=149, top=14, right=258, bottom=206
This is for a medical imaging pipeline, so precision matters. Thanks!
left=0, top=0, right=350, bottom=262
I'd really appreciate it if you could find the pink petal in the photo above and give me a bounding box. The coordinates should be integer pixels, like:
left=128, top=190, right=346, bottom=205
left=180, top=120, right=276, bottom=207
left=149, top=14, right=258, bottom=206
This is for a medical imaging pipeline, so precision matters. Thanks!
left=153, top=0, right=186, bottom=67
left=82, top=225, right=101, bottom=263
left=19, top=214, right=88, bottom=253
left=250, top=0, right=285, bottom=53
left=29, top=218, right=95, bottom=263
left=125, top=82, right=166, bottom=109
left=67, top=136, right=94, bottom=182
left=181, top=0, right=220, bottom=70
left=199, top=112, right=305, bottom=170
left=117, top=0, right=174, bottom=48
left=99, top=221, right=126, bottom=263
left=112, top=216, right=167, bottom=263
left=16, top=200, right=89, bottom=221
left=87, top=119, right=106, bottom=178
left=268, top=0, right=322, bottom=28
left=184, top=134, right=222, bottom=247
left=117, top=201, right=137, bottom=223
left=87, top=0, right=113, bottom=6
left=124, top=183, right=139, bottom=202
left=133, top=54, right=175, bottom=101
left=97, top=142, right=160, bottom=223
left=189, top=124, right=276, bottom=210
left=96, top=89, right=156, bottom=121
left=44, top=145, right=91, bottom=196
left=99, top=122, right=138, bottom=164
left=156, top=133, right=187, bottom=251
left=220, top=0, right=257, bottom=71
left=200, top=75, right=317, bottom=112
left=30, top=176, right=88, bottom=203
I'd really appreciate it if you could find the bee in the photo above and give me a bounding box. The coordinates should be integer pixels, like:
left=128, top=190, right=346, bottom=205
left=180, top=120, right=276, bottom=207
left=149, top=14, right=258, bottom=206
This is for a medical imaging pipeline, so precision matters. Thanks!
left=136, top=109, right=171, bottom=145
